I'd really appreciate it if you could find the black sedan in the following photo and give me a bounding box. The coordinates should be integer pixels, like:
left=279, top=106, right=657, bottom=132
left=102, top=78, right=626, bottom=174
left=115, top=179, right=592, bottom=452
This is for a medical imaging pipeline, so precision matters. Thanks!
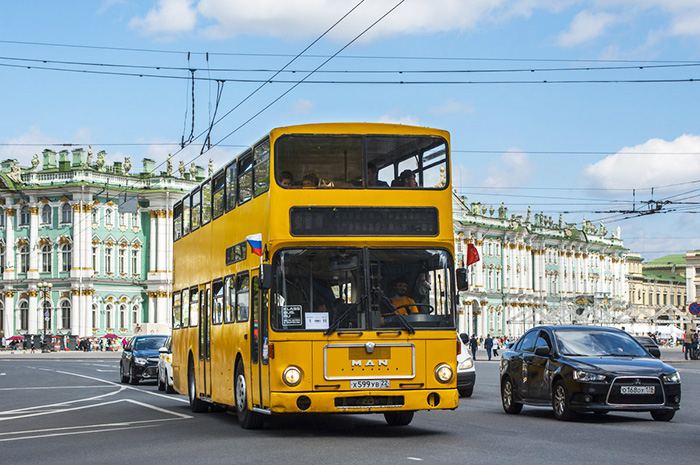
left=120, top=335, right=168, bottom=385
left=500, top=325, right=681, bottom=421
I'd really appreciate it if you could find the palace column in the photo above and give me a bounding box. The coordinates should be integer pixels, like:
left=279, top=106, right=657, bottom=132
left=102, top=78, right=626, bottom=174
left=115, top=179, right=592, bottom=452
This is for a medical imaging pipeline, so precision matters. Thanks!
left=4, top=291, right=15, bottom=336
left=28, top=206, right=39, bottom=279
left=149, top=211, right=157, bottom=272
left=28, top=290, right=39, bottom=335
left=4, top=208, right=15, bottom=280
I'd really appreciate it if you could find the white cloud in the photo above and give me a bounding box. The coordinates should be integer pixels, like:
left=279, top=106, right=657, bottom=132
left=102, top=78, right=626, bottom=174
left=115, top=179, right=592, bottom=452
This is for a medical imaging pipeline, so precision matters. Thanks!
left=430, top=100, right=475, bottom=115
left=583, top=134, right=700, bottom=190
left=129, top=0, right=198, bottom=35
left=377, top=112, right=420, bottom=126
left=291, top=98, right=314, bottom=115
left=558, top=10, right=618, bottom=47
left=482, top=149, right=533, bottom=188
left=0, top=127, right=58, bottom=166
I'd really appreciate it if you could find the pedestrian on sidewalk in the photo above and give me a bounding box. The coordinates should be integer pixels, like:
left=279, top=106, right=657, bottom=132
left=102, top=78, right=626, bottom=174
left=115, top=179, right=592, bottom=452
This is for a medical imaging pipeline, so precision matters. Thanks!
left=484, top=334, right=494, bottom=361
left=469, top=334, right=478, bottom=360
left=683, top=327, right=693, bottom=360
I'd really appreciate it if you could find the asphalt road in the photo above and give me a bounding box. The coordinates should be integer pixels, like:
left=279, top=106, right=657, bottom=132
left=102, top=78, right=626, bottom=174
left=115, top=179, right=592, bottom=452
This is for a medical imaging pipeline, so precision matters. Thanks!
left=0, top=356, right=698, bottom=465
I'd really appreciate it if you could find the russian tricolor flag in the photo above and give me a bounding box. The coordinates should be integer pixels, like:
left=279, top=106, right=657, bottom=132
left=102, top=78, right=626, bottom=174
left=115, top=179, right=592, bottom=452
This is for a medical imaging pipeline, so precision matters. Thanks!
left=246, top=233, right=263, bottom=256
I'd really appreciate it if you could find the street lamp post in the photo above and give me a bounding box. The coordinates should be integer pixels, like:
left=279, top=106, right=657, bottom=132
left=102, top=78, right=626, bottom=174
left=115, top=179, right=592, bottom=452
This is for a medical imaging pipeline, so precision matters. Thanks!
left=38, top=281, right=52, bottom=353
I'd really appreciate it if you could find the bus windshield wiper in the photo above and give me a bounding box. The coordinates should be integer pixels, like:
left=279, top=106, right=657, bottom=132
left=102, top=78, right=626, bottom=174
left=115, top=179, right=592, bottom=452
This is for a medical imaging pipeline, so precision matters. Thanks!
left=374, top=288, right=416, bottom=335
left=325, top=297, right=365, bottom=336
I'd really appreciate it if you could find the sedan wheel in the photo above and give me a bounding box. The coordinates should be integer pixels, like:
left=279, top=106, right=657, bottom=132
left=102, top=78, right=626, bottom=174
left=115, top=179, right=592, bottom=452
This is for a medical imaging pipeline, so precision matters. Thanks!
left=552, top=381, right=576, bottom=421
left=128, top=365, right=139, bottom=385
left=501, top=377, right=522, bottom=414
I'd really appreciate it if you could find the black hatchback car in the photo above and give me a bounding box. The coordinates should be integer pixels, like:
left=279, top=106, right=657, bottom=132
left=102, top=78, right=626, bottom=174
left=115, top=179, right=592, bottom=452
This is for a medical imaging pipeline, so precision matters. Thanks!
left=500, top=325, right=681, bottom=421
left=120, top=335, right=168, bottom=385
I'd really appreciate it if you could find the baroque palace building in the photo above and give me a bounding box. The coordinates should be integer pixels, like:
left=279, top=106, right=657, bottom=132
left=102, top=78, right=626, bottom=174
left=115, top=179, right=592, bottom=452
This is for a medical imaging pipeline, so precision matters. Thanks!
left=0, top=148, right=200, bottom=340
left=452, top=194, right=628, bottom=337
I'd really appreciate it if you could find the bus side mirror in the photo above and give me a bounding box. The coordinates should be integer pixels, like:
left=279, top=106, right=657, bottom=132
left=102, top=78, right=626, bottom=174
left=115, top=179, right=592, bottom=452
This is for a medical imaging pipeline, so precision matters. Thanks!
left=260, top=264, right=273, bottom=290
left=456, top=268, right=468, bottom=291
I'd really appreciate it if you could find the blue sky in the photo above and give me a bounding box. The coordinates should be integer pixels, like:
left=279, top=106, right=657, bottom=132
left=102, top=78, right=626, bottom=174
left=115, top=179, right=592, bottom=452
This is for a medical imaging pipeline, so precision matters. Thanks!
left=2, top=0, right=700, bottom=261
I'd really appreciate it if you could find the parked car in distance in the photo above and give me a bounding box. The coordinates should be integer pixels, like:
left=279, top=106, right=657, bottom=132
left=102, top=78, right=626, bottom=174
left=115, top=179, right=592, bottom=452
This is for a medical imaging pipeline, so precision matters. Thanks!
left=157, top=336, right=176, bottom=393
left=120, top=335, right=169, bottom=385
left=500, top=325, right=681, bottom=421
left=457, top=336, right=476, bottom=397
left=634, top=336, right=661, bottom=358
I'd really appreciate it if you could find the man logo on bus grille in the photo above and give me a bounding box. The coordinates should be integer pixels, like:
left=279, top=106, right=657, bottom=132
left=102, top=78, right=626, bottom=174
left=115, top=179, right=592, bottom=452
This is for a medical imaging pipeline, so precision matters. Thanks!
left=352, top=359, right=388, bottom=367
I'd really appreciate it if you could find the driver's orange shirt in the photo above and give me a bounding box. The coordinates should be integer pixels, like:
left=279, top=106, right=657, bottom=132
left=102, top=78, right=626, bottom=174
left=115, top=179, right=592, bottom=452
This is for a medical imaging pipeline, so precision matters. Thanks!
left=391, top=295, right=418, bottom=314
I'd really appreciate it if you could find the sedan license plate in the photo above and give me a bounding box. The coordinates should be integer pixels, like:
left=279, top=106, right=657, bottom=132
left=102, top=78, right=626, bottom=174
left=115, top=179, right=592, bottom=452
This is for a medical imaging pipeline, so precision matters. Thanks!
left=350, top=379, right=390, bottom=389
left=620, top=385, right=655, bottom=395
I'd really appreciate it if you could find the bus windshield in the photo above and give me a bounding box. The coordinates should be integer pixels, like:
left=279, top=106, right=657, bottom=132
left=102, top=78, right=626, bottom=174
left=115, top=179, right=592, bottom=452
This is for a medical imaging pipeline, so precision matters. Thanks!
left=275, top=135, right=448, bottom=189
left=271, top=248, right=455, bottom=332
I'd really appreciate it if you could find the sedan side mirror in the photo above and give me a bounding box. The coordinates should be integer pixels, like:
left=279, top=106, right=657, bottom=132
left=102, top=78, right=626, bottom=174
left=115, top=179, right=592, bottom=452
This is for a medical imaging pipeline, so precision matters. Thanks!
left=158, top=346, right=169, bottom=354
left=534, top=346, right=551, bottom=357
left=648, top=347, right=661, bottom=359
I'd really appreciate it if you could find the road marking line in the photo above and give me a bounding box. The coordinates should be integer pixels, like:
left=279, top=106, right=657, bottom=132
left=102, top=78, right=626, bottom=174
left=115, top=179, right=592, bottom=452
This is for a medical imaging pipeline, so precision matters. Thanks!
left=0, top=424, right=158, bottom=442
left=0, top=417, right=184, bottom=437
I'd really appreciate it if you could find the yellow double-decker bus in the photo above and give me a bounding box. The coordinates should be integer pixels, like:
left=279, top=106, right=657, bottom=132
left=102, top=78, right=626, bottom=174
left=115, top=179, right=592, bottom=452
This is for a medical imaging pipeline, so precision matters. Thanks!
left=171, top=122, right=467, bottom=429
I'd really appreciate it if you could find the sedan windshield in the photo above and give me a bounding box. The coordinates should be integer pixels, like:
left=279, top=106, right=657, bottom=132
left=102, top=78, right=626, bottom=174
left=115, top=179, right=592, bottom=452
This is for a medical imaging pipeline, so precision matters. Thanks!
left=554, top=330, right=648, bottom=357
left=133, top=337, right=167, bottom=351
left=270, top=247, right=455, bottom=332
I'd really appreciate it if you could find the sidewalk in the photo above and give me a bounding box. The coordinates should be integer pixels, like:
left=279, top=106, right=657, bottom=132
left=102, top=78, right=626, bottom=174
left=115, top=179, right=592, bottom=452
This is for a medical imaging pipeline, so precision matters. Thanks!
left=0, top=349, right=122, bottom=359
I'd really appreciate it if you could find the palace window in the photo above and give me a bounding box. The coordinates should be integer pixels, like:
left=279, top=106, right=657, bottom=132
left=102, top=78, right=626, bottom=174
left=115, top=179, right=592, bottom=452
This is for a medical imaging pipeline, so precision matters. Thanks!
left=19, top=244, right=29, bottom=273
left=61, top=300, right=71, bottom=329
left=19, top=301, right=28, bottom=330
left=61, top=243, right=72, bottom=272
left=19, top=206, right=30, bottom=226
left=41, top=244, right=52, bottom=273
left=131, top=248, right=139, bottom=276
left=105, top=245, right=113, bottom=274
left=41, top=204, right=52, bottom=224
left=92, top=207, right=99, bottom=225
left=118, top=248, right=126, bottom=275
left=61, top=203, right=72, bottom=224
left=105, top=209, right=113, bottom=227
left=0, top=243, right=5, bottom=273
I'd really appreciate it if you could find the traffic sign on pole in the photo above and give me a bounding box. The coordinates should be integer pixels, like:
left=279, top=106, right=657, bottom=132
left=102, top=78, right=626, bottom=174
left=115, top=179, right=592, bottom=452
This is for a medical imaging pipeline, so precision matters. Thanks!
left=689, top=302, right=700, bottom=315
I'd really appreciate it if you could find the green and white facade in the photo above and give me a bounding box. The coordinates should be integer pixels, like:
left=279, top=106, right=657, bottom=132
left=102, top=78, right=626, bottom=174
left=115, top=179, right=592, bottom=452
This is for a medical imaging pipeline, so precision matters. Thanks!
left=0, top=148, right=199, bottom=339
left=453, top=194, right=628, bottom=337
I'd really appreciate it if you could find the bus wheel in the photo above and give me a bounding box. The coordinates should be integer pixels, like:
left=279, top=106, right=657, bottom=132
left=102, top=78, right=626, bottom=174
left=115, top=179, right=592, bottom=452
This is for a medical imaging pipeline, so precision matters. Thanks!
left=234, top=360, right=264, bottom=429
left=188, top=359, right=208, bottom=413
left=384, top=411, right=414, bottom=426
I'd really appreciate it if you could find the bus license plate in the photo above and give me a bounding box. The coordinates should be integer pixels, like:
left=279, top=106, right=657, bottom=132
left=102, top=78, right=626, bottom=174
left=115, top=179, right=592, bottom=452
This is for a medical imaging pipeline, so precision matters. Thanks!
left=350, top=379, right=390, bottom=389
left=620, top=386, right=655, bottom=395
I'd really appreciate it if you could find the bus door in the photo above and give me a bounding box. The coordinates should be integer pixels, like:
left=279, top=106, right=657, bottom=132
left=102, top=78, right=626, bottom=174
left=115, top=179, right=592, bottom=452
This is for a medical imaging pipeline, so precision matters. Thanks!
left=199, top=283, right=212, bottom=398
left=250, top=273, right=270, bottom=410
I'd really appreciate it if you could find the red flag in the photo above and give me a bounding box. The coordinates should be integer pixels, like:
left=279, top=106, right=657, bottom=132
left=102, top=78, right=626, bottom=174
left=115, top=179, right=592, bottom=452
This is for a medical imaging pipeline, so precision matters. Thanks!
left=466, top=243, right=480, bottom=266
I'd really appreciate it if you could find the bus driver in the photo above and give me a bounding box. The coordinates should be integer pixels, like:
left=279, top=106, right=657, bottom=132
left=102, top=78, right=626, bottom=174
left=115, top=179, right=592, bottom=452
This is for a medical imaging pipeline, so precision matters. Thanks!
left=390, top=277, right=418, bottom=314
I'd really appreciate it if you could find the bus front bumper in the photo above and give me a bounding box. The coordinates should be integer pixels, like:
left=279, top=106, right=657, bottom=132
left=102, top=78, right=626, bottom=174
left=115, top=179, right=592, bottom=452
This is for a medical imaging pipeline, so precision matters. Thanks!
left=268, top=388, right=459, bottom=414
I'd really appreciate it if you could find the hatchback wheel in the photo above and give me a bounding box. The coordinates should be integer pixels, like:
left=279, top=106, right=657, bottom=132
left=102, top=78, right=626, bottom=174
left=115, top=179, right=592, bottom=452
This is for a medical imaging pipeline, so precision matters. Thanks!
left=501, top=377, right=522, bottom=414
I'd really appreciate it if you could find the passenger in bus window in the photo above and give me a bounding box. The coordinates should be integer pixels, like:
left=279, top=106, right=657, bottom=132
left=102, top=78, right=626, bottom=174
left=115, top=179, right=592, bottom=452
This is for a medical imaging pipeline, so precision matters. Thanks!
left=302, top=173, right=318, bottom=187
left=399, top=170, right=417, bottom=187
left=390, top=277, right=418, bottom=314
left=367, top=163, right=389, bottom=187
left=280, top=171, right=294, bottom=187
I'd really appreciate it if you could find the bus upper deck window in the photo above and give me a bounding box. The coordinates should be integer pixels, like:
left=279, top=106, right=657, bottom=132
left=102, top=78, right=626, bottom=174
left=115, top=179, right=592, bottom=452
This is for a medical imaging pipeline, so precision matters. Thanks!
left=254, top=139, right=270, bottom=197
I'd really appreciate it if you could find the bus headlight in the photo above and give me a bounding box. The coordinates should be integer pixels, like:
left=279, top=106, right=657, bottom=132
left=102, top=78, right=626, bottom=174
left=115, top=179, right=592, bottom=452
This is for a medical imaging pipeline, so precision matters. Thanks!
left=283, top=366, right=302, bottom=387
left=435, top=364, right=453, bottom=383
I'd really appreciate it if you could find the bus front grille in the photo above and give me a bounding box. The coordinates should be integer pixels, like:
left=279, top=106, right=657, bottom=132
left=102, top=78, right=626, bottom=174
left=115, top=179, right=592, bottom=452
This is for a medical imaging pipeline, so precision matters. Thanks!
left=334, top=395, right=405, bottom=409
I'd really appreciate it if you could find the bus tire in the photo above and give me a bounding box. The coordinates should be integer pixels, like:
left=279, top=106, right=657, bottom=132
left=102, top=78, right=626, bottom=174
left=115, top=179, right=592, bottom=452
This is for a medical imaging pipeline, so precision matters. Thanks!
left=235, top=360, right=264, bottom=429
left=384, top=411, right=414, bottom=426
left=188, top=359, right=208, bottom=413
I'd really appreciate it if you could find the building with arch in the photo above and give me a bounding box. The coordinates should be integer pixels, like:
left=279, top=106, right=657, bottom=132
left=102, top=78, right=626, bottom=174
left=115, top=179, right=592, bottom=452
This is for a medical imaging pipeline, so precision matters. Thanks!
left=0, top=149, right=200, bottom=340
left=452, top=194, right=628, bottom=337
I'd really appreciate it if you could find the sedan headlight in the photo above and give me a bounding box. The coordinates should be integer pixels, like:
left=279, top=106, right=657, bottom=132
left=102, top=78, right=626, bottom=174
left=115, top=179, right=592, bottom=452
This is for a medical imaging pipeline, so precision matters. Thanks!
left=134, top=357, right=147, bottom=366
left=435, top=364, right=453, bottom=383
left=573, top=370, right=606, bottom=382
left=458, top=358, right=474, bottom=371
left=283, top=366, right=302, bottom=387
left=662, top=372, right=680, bottom=383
